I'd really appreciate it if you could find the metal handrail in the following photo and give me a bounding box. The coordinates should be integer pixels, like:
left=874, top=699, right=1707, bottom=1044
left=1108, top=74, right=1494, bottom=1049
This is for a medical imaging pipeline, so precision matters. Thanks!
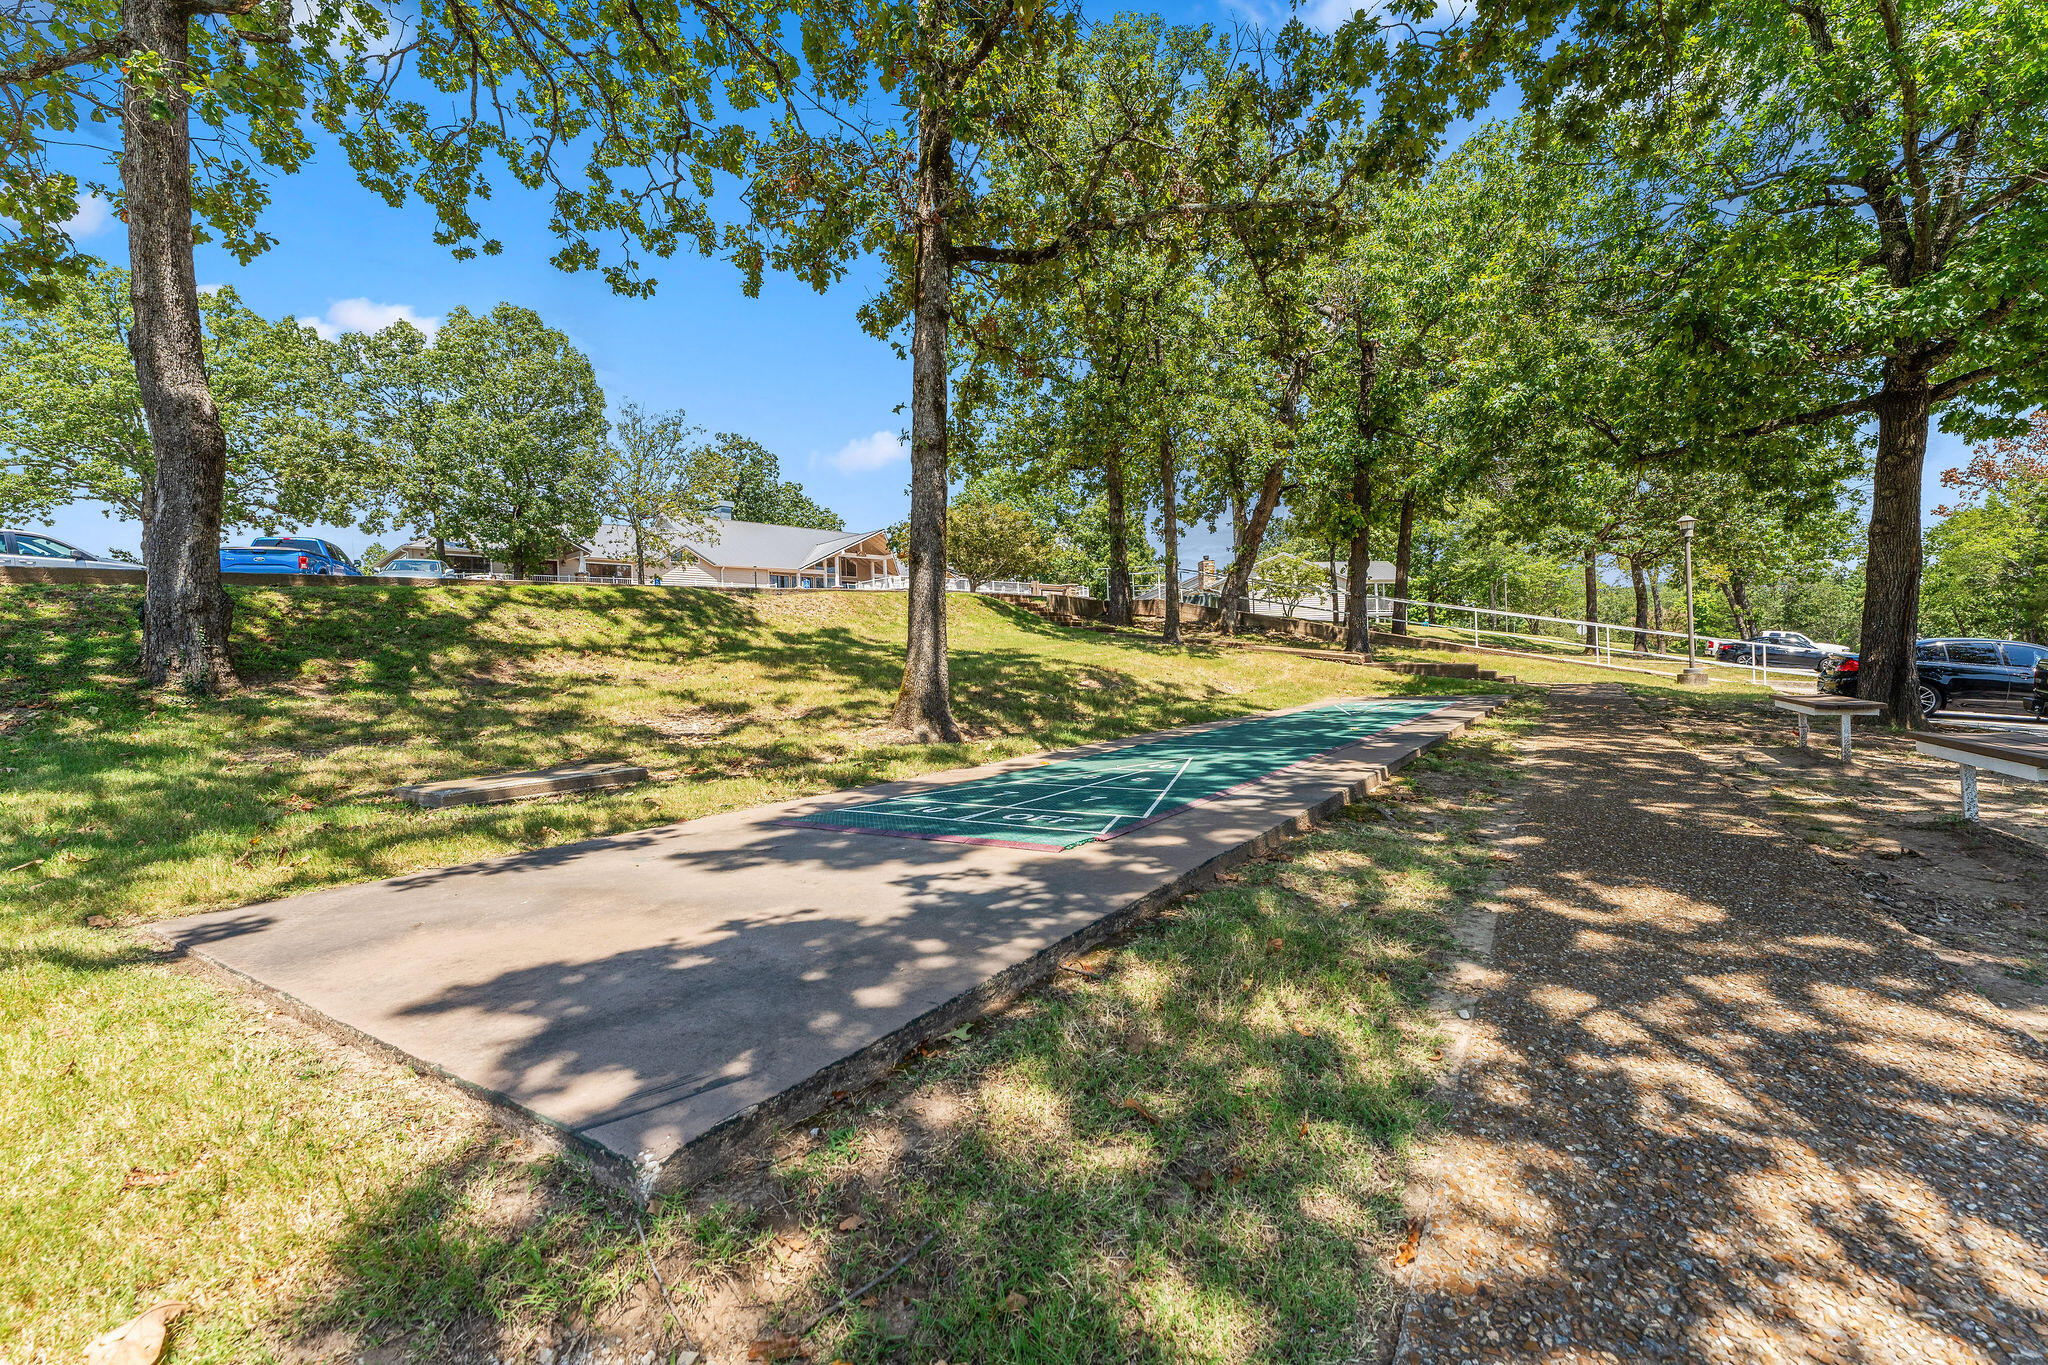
left=1378, top=595, right=1818, bottom=683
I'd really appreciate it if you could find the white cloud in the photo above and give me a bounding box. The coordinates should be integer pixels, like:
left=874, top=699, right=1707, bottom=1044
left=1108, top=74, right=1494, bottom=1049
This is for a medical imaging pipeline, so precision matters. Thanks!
left=305, top=298, right=441, bottom=341
left=62, top=195, right=115, bottom=238
left=828, top=430, right=908, bottom=473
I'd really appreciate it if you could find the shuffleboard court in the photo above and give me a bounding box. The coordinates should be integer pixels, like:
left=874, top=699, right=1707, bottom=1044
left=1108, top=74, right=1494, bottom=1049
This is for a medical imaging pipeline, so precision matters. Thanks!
left=777, top=696, right=1463, bottom=850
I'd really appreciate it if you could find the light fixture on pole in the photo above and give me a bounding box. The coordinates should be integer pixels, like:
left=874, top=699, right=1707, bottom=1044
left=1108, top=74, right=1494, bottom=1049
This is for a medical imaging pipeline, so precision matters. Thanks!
left=1675, top=514, right=1709, bottom=686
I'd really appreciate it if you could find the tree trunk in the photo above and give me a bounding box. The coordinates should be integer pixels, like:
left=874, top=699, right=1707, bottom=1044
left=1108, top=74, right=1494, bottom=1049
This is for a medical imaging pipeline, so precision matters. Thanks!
left=1857, top=376, right=1933, bottom=724
left=1583, top=550, right=1599, bottom=653
left=1224, top=444, right=1247, bottom=550
left=890, top=92, right=961, bottom=741
left=1650, top=572, right=1665, bottom=637
left=1325, top=544, right=1342, bottom=629
left=1158, top=431, right=1181, bottom=646
left=1629, top=556, right=1650, bottom=654
left=1343, top=457, right=1375, bottom=655
left=633, top=524, right=646, bottom=584
left=1218, top=462, right=1284, bottom=635
left=1718, top=577, right=1755, bottom=640
left=128, top=0, right=235, bottom=691
left=1104, top=449, right=1133, bottom=627
left=1392, top=488, right=1415, bottom=636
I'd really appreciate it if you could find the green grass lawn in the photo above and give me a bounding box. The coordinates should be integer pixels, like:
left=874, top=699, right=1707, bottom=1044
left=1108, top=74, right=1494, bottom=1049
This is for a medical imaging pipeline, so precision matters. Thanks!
left=1, top=583, right=1548, bottom=1362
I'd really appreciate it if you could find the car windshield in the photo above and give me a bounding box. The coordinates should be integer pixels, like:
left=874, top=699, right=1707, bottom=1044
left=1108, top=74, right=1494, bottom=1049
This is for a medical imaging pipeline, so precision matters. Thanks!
left=390, top=560, right=439, bottom=572
left=12, top=534, right=83, bottom=558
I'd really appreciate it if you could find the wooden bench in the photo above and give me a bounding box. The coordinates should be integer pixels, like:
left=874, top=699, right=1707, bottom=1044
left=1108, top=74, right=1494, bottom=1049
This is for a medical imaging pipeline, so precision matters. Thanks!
left=1909, top=730, right=2048, bottom=821
left=1773, top=694, right=1886, bottom=762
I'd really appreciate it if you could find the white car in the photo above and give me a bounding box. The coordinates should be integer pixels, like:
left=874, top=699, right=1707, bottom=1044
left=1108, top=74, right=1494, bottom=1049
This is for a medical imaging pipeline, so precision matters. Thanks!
left=1, top=529, right=134, bottom=570
left=377, top=557, right=451, bottom=579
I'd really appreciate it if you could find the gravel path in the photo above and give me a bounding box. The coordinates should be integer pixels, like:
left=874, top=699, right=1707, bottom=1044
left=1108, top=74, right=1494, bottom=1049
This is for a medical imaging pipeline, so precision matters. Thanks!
left=1397, top=684, right=2048, bottom=1364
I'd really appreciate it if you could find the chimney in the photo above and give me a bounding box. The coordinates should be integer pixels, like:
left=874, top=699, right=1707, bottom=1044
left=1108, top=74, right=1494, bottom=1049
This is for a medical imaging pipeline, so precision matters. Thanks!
left=712, top=499, right=735, bottom=520
left=1197, top=555, right=1218, bottom=590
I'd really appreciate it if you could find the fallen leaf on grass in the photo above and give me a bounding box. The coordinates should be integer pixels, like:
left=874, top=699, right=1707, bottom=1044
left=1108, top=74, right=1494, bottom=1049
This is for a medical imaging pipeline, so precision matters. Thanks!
left=1119, top=1098, right=1162, bottom=1126
left=122, top=1166, right=180, bottom=1190
left=1291, top=1023, right=1314, bottom=1037
left=1268, top=937, right=1284, bottom=950
left=1297, top=1119, right=1310, bottom=1139
left=1226, top=1163, right=1248, bottom=1185
left=83, top=1301, right=187, bottom=1365
left=1391, top=1219, right=1423, bottom=1268
left=1003, top=1290, right=1029, bottom=1313
left=86, top=914, right=112, bottom=928
left=747, top=1331, right=804, bottom=1361
left=837, top=1214, right=865, bottom=1232
left=1186, top=1168, right=1215, bottom=1193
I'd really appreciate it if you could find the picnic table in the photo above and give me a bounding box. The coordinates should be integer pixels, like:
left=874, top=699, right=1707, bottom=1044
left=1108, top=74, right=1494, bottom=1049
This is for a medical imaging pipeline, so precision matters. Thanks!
left=1909, top=729, right=2048, bottom=821
left=1773, top=693, right=1886, bottom=762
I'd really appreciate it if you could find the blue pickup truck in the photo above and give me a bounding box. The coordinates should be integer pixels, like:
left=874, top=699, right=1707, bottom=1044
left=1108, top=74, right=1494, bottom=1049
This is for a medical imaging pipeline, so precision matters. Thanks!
left=219, top=536, right=363, bottom=576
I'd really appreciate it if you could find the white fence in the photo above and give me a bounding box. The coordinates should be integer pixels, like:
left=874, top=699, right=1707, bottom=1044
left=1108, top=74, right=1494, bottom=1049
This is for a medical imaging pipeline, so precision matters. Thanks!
left=1382, top=596, right=1817, bottom=682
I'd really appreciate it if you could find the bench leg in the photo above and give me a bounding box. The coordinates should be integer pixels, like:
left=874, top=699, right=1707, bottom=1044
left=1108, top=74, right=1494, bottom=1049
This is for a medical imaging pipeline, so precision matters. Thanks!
left=1839, top=716, right=1853, bottom=763
left=1961, top=764, right=1980, bottom=822
left=1797, top=714, right=1810, bottom=749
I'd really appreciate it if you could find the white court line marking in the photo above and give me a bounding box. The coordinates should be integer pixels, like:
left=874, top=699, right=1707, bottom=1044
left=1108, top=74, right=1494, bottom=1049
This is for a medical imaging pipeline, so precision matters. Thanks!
left=848, top=764, right=1176, bottom=824
left=1101, top=755, right=1196, bottom=837
left=821, top=807, right=1097, bottom=837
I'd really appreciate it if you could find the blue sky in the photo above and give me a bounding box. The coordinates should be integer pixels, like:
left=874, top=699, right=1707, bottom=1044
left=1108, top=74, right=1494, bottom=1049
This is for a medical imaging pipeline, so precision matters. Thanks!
left=31, top=0, right=1976, bottom=571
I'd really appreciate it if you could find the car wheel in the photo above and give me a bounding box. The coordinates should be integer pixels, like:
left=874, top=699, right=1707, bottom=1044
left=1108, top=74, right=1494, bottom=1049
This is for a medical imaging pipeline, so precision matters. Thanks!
left=1917, top=683, right=1944, bottom=718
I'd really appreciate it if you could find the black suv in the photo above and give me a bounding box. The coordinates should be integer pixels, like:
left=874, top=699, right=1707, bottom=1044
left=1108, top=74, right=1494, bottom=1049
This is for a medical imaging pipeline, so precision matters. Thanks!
left=1819, top=637, right=2048, bottom=716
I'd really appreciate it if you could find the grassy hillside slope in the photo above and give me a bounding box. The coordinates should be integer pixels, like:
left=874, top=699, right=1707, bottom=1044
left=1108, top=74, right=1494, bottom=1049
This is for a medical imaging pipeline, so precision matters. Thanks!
left=1, top=583, right=1521, bottom=1363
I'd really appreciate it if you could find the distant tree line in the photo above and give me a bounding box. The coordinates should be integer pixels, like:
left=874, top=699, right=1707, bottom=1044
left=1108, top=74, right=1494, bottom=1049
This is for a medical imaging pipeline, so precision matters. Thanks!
left=0, top=267, right=846, bottom=582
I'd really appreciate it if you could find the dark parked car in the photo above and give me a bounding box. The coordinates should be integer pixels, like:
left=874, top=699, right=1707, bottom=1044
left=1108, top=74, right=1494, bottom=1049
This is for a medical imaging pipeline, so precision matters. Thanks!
left=1716, top=630, right=1851, bottom=670
left=1819, top=637, right=2048, bottom=717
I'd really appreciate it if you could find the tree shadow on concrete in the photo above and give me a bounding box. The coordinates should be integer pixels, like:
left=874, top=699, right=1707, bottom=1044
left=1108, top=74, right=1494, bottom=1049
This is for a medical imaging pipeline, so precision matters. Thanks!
left=268, top=759, right=1503, bottom=1364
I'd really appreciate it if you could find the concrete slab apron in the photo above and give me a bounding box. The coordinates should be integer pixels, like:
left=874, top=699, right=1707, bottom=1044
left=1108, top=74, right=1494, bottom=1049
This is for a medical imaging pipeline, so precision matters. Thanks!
left=153, top=695, right=1503, bottom=1196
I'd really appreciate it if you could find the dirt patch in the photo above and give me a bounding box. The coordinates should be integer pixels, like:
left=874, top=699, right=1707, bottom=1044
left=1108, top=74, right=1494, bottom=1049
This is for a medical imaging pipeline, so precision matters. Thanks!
left=1639, top=695, right=2048, bottom=1038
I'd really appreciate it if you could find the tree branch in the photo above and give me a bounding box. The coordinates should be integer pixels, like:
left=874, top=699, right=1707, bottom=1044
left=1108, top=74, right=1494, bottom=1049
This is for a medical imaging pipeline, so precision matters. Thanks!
left=0, top=35, right=126, bottom=84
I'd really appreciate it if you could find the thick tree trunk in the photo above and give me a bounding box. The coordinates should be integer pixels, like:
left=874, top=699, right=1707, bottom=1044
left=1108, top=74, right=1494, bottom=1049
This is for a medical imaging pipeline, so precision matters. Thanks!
left=1650, top=572, right=1665, bottom=636
left=634, top=524, right=646, bottom=584
left=1630, top=555, right=1650, bottom=654
left=891, top=96, right=961, bottom=741
left=1392, top=488, right=1415, bottom=636
left=1857, top=376, right=1933, bottom=724
left=128, top=0, right=235, bottom=691
left=1104, top=449, right=1133, bottom=627
left=1158, top=432, right=1181, bottom=646
left=1343, top=457, right=1375, bottom=655
left=1218, top=462, right=1284, bottom=635
left=1583, top=550, right=1599, bottom=654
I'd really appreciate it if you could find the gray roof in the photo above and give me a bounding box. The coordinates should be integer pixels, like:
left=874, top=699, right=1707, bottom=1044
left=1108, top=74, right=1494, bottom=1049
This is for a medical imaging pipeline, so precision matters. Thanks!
left=672, top=518, right=882, bottom=571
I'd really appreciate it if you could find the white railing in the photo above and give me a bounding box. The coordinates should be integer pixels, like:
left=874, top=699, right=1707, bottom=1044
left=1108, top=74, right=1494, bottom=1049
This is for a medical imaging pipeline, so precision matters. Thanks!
left=1379, top=596, right=1819, bottom=684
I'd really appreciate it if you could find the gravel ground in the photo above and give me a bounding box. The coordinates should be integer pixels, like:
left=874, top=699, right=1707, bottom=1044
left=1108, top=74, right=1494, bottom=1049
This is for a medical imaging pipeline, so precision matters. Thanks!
left=1396, top=684, right=2048, bottom=1364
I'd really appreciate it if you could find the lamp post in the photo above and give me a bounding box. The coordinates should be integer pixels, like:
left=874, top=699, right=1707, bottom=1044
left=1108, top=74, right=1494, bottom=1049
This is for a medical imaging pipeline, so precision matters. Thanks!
left=1675, top=514, right=1710, bottom=686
